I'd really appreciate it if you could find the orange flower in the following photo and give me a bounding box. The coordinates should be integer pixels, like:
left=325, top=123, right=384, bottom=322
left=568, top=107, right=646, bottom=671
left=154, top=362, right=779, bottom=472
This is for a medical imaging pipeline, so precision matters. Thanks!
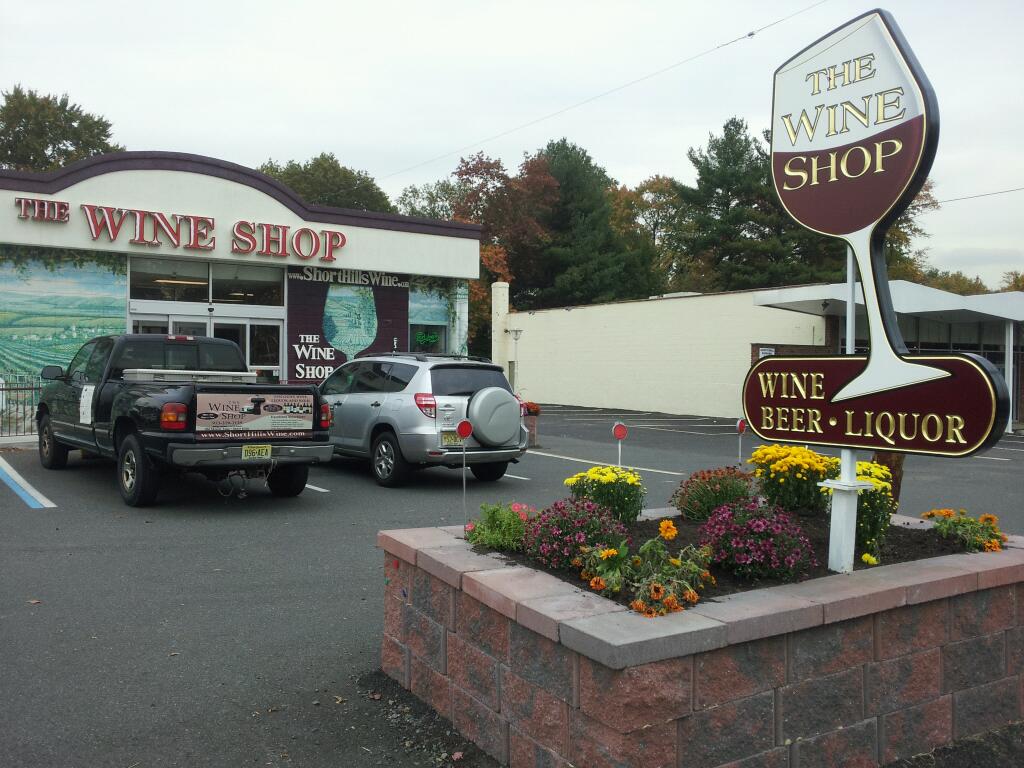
left=643, top=607, right=659, bottom=619
left=921, top=511, right=936, bottom=520
left=630, top=599, right=647, bottom=613
left=580, top=570, right=592, bottom=581
left=979, top=514, right=999, bottom=526
left=659, top=519, right=678, bottom=541
left=589, top=576, right=607, bottom=591
left=662, top=595, right=682, bottom=612
left=683, top=589, right=699, bottom=604
left=570, top=557, right=583, bottom=568
left=649, top=583, right=666, bottom=601
left=983, top=540, right=1002, bottom=552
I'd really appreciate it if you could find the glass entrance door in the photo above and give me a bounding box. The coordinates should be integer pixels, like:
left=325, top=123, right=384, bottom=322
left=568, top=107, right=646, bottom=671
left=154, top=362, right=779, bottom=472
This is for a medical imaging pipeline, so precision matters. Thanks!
left=128, top=313, right=282, bottom=382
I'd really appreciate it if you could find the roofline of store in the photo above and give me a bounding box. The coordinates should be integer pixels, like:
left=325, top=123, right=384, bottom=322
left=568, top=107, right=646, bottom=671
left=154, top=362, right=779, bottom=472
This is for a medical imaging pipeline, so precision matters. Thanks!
left=0, top=151, right=483, bottom=241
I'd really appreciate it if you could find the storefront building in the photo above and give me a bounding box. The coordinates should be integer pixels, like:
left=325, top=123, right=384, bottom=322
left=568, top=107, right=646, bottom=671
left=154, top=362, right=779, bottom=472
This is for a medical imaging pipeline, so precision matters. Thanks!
left=0, top=152, right=480, bottom=386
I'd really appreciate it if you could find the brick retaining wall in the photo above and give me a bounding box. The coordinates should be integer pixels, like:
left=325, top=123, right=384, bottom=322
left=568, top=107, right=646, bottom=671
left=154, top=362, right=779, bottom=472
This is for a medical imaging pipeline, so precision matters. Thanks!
left=378, top=521, right=1024, bottom=768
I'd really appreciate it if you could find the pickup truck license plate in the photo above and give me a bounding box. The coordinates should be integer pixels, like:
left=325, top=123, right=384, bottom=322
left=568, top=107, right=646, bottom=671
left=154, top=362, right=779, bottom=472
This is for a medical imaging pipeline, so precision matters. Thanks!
left=441, top=431, right=463, bottom=447
left=241, top=444, right=272, bottom=461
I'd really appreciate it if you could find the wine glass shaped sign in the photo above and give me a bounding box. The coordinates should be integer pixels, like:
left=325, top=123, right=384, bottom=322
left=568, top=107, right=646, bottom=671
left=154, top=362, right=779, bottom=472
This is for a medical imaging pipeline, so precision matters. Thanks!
left=771, top=9, right=946, bottom=401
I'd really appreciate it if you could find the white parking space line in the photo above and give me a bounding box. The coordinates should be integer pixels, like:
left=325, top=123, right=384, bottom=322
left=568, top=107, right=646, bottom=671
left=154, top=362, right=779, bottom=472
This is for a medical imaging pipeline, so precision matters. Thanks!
left=505, top=474, right=531, bottom=481
left=0, top=455, right=56, bottom=509
left=529, top=450, right=683, bottom=476
left=994, top=446, right=1024, bottom=453
left=628, top=425, right=725, bottom=436
left=976, top=456, right=1011, bottom=461
left=304, top=484, right=331, bottom=493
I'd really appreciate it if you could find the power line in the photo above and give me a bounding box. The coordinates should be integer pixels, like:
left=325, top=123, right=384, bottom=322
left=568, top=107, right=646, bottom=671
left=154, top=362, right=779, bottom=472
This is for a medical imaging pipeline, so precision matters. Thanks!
left=379, top=0, right=833, bottom=181
left=937, top=186, right=1024, bottom=204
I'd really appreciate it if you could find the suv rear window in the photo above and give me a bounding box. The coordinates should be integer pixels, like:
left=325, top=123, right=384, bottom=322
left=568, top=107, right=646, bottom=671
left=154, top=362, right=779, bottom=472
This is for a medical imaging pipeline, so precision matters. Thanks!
left=110, top=340, right=247, bottom=377
left=429, top=366, right=511, bottom=396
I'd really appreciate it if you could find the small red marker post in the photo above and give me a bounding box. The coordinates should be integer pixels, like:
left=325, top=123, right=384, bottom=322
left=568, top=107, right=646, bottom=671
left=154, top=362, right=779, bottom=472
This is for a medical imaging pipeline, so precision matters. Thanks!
left=457, top=419, right=473, bottom=526
left=612, top=421, right=627, bottom=467
left=736, top=418, right=747, bottom=465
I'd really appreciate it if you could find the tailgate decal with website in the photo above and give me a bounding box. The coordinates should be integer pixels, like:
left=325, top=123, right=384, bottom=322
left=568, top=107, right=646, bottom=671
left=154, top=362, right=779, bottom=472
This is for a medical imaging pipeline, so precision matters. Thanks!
left=194, top=393, right=315, bottom=440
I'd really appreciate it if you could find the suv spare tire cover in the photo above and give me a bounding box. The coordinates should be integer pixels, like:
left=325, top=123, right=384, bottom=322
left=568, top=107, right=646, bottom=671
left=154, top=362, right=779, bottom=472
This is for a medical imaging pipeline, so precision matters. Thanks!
left=466, top=387, right=520, bottom=447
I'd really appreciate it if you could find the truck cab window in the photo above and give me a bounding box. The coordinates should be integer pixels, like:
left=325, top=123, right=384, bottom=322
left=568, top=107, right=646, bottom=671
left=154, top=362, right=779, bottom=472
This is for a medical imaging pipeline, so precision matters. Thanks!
left=65, top=341, right=97, bottom=381
left=83, top=338, right=114, bottom=383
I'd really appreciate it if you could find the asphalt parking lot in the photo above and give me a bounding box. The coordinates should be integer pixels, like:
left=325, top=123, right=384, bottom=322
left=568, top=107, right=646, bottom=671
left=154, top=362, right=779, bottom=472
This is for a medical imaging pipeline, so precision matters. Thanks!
left=1, top=405, right=1021, bottom=767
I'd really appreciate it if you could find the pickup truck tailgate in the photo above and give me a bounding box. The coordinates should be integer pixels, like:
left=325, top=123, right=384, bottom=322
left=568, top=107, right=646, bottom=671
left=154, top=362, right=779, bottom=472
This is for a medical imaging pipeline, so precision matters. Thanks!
left=194, top=391, right=316, bottom=441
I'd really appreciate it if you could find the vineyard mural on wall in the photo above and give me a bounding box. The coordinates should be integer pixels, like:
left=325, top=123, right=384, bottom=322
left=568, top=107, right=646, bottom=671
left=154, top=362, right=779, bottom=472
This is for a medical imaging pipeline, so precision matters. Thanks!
left=0, top=245, right=127, bottom=376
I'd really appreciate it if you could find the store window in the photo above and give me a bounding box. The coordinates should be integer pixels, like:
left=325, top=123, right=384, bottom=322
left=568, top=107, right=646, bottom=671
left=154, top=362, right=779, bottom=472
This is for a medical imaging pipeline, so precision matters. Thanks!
left=212, top=264, right=283, bottom=306
left=130, top=258, right=208, bottom=302
left=410, top=324, right=446, bottom=354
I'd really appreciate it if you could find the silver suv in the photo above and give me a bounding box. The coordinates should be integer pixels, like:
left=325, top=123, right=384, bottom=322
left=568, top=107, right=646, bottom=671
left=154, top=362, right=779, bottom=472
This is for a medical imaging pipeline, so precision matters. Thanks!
left=319, top=354, right=528, bottom=486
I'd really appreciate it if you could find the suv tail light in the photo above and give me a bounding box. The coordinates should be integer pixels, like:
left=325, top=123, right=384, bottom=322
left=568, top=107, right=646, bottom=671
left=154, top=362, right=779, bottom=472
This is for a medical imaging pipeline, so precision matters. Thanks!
left=414, top=393, right=436, bottom=419
left=160, top=402, right=188, bottom=431
left=515, top=395, right=527, bottom=417
left=320, top=402, right=332, bottom=429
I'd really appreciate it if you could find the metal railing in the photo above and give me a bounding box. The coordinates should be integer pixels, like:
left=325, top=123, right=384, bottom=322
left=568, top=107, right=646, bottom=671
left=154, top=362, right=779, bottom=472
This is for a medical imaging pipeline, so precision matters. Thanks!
left=0, top=372, right=42, bottom=437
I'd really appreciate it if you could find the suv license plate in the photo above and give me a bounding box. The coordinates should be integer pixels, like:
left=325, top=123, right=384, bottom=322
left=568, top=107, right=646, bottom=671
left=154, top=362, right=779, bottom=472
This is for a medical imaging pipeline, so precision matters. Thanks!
left=441, top=431, right=463, bottom=447
left=241, top=444, right=272, bottom=461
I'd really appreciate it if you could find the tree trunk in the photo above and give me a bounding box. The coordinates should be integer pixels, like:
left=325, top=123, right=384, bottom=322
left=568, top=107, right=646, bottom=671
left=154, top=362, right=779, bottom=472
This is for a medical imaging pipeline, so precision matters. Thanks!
left=871, top=451, right=905, bottom=503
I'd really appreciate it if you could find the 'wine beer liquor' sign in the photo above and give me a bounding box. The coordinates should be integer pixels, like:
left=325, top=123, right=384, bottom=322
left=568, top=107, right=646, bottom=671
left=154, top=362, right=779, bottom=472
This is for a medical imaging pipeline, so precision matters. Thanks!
left=743, top=9, right=1009, bottom=456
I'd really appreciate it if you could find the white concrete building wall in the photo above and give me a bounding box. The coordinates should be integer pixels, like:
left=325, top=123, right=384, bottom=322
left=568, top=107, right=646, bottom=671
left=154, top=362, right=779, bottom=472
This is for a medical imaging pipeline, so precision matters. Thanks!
left=492, top=283, right=824, bottom=418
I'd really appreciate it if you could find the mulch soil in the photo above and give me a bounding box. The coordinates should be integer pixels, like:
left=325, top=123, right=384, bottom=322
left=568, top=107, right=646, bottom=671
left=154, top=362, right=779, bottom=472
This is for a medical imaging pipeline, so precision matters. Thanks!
left=501, top=511, right=968, bottom=610
left=882, top=721, right=1024, bottom=767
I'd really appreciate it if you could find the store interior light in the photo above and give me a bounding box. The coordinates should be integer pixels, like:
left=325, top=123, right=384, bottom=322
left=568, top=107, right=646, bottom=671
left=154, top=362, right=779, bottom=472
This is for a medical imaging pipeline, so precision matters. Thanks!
left=154, top=278, right=207, bottom=286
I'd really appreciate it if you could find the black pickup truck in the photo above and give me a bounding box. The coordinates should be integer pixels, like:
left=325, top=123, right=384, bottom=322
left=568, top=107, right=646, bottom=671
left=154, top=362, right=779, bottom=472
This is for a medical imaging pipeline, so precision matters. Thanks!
left=36, top=334, right=334, bottom=506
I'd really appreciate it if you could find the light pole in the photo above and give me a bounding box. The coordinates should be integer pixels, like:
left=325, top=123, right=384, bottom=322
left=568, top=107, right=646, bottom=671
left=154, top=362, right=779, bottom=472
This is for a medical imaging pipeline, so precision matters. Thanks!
left=504, top=328, right=523, bottom=391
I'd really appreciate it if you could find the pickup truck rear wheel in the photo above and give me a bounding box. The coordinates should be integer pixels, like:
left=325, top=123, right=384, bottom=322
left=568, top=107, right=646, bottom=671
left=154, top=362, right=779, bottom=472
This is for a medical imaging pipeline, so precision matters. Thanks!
left=38, top=415, right=69, bottom=469
left=372, top=432, right=410, bottom=487
left=267, top=464, right=309, bottom=497
left=470, top=461, right=508, bottom=482
left=117, top=434, right=160, bottom=507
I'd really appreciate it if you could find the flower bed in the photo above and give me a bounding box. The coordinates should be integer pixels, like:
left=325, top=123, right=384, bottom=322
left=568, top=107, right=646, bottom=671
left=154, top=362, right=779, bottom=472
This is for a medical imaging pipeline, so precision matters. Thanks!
left=378, top=451, right=1023, bottom=766
left=378, top=519, right=1024, bottom=768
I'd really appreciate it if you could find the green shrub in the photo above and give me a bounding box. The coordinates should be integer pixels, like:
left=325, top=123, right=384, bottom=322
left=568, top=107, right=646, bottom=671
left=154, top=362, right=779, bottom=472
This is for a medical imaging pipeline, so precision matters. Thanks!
left=465, top=502, right=532, bottom=551
left=670, top=467, right=753, bottom=521
left=564, top=465, right=645, bottom=524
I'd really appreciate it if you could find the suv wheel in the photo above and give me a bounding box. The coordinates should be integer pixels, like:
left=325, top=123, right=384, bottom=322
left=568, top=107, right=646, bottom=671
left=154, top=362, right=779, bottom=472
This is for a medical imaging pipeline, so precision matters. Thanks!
left=117, top=433, right=161, bottom=507
left=470, top=462, right=508, bottom=482
left=267, top=464, right=309, bottom=497
left=372, top=432, right=410, bottom=487
left=38, top=414, right=69, bottom=469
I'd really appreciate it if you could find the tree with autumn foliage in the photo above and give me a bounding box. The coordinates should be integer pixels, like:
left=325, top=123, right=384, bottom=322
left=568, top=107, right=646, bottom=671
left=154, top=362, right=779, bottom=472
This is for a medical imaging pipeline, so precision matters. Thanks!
left=1001, top=271, right=1024, bottom=292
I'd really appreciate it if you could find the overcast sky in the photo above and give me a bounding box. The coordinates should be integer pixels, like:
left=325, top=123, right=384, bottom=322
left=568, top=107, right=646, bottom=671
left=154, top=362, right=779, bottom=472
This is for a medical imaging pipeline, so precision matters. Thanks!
left=2, top=0, right=1021, bottom=287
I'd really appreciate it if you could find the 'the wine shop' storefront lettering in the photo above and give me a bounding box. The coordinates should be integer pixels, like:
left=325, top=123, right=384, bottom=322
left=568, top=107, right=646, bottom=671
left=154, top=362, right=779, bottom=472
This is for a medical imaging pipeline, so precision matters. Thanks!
left=0, top=154, right=479, bottom=383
